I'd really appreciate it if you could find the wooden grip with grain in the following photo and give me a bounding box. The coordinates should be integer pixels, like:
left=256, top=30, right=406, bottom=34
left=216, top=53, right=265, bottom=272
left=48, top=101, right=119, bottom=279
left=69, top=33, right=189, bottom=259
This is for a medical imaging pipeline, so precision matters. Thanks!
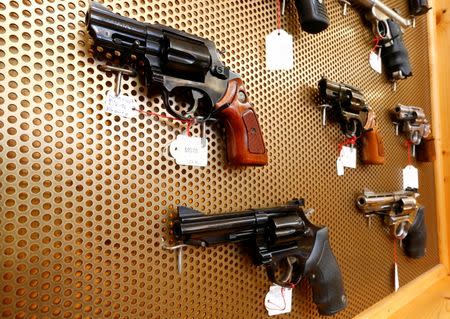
left=360, top=110, right=385, bottom=165
left=215, top=78, right=268, bottom=165
left=416, top=136, right=436, bottom=162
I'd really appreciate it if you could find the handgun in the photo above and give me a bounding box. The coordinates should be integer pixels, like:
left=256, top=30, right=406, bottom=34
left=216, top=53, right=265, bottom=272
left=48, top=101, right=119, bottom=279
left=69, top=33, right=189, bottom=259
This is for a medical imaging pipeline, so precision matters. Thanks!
left=408, top=0, right=431, bottom=16
left=318, top=77, right=385, bottom=164
left=85, top=2, right=268, bottom=166
left=287, top=0, right=330, bottom=34
left=356, top=189, right=427, bottom=258
left=171, top=199, right=347, bottom=316
left=392, top=104, right=435, bottom=162
left=341, top=0, right=414, bottom=86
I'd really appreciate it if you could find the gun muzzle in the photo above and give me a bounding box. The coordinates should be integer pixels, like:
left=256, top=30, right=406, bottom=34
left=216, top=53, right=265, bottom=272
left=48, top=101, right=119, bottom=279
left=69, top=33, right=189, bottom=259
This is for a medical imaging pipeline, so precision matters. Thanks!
left=351, top=0, right=414, bottom=29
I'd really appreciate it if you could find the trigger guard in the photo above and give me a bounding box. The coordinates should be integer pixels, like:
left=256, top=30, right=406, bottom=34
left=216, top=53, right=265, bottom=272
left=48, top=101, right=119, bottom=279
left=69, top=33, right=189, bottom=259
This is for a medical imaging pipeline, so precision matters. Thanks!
left=265, top=259, right=302, bottom=288
left=163, top=87, right=211, bottom=121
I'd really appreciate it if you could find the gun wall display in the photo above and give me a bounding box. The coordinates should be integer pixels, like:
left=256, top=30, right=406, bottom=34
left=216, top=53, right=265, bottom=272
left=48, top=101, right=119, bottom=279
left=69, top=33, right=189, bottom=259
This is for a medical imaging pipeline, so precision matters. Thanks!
left=0, top=0, right=438, bottom=318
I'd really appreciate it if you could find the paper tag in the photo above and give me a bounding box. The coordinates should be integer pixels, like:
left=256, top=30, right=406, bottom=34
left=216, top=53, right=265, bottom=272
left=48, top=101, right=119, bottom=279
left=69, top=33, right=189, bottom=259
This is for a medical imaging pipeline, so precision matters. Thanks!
left=265, top=29, right=293, bottom=70
left=337, top=157, right=344, bottom=176
left=104, top=91, right=137, bottom=117
left=402, top=165, right=419, bottom=190
left=369, top=50, right=382, bottom=74
left=264, top=285, right=292, bottom=316
left=340, top=146, right=357, bottom=169
left=169, top=134, right=208, bottom=167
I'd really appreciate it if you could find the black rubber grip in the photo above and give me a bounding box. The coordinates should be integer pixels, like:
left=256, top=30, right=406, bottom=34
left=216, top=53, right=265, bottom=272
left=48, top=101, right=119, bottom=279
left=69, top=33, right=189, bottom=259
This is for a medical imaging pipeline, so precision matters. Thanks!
left=403, top=207, right=427, bottom=259
left=295, top=0, right=329, bottom=34
left=380, top=19, right=412, bottom=80
left=304, top=227, right=347, bottom=316
left=409, top=0, right=430, bottom=16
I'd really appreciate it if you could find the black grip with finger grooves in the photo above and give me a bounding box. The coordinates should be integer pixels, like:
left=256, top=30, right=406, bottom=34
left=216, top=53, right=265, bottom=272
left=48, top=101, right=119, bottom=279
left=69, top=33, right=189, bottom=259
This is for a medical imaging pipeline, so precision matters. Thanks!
left=304, top=227, right=347, bottom=316
left=403, top=207, right=427, bottom=259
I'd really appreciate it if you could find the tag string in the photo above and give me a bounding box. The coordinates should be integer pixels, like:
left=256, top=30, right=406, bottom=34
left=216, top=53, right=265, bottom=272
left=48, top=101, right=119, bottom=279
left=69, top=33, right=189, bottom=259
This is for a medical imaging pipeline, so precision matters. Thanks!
left=134, top=108, right=194, bottom=136
left=266, top=287, right=287, bottom=311
left=404, top=140, right=413, bottom=165
left=276, top=0, right=281, bottom=33
left=338, top=135, right=358, bottom=154
left=372, top=36, right=383, bottom=52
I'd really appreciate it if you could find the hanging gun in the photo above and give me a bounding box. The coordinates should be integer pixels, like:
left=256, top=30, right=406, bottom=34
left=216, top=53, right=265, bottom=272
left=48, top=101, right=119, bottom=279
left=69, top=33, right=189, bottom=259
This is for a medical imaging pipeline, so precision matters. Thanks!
left=340, top=0, right=414, bottom=87
left=85, top=2, right=268, bottom=166
left=356, top=189, right=426, bottom=258
left=318, top=77, right=385, bottom=164
left=392, top=104, right=435, bottom=162
left=171, top=199, right=347, bottom=316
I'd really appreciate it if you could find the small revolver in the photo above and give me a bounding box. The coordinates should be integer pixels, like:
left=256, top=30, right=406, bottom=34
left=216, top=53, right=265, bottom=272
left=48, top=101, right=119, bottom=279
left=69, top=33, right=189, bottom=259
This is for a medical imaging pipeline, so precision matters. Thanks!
left=318, top=77, right=385, bottom=164
left=392, top=104, right=435, bottom=162
left=356, top=189, right=427, bottom=258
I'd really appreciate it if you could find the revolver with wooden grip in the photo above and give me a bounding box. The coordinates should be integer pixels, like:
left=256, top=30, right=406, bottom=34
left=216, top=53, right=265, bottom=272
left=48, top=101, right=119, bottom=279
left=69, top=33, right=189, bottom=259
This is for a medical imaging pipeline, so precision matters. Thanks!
left=85, top=2, right=268, bottom=166
left=356, top=189, right=426, bottom=258
left=392, top=104, right=435, bottom=162
left=172, top=199, right=347, bottom=316
left=318, top=77, right=385, bottom=164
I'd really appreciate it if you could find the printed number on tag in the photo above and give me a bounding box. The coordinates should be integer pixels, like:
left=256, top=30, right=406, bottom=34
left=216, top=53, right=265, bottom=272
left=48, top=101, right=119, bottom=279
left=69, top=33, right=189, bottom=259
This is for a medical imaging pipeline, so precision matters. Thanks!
left=264, top=285, right=292, bottom=316
left=265, top=29, right=293, bottom=70
left=105, top=91, right=137, bottom=118
left=169, top=134, right=208, bottom=167
left=403, top=165, right=419, bottom=190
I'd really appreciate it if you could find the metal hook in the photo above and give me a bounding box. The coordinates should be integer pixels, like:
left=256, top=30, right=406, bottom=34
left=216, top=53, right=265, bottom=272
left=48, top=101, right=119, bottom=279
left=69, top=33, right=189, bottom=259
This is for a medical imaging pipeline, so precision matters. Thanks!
left=98, top=65, right=137, bottom=96
left=339, top=0, right=351, bottom=16
left=317, top=104, right=332, bottom=126
left=161, top=238, right=188, bottom=274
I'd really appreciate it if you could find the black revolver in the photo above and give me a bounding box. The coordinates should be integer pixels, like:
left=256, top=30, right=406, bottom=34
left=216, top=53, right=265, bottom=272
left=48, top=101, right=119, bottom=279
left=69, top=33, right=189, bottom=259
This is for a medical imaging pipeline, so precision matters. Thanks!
left=172, top=199, right=347, bottom=316
left=85, top=2, right=268, bottom=166
left=318, top=77, right=385, bottom=164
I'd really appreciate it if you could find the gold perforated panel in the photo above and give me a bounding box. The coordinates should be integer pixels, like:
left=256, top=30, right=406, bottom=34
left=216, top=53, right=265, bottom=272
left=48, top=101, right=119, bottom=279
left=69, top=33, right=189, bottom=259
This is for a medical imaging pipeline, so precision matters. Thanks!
left=0, top=0, right=439, bottom=318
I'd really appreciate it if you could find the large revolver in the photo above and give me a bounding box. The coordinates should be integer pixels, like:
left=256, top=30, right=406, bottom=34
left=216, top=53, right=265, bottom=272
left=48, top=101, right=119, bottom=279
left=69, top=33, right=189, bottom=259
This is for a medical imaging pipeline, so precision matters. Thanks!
left=171, top=199, right=347, bottom=316
left=356, top=189, right=427, bottom=258
left=392, top=104, right=435, bottom=162
left=85, top=2, right=268, bottom=166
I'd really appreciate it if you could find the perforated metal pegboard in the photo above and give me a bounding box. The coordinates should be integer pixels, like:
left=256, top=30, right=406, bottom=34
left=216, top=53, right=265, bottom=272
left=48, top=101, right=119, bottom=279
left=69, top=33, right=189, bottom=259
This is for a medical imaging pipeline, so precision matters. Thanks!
left=0, top=0, right=439, bottom=318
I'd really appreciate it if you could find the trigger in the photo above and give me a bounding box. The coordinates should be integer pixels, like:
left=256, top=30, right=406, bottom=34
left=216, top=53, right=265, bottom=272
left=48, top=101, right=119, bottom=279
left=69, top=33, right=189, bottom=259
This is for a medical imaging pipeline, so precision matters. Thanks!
left=279, top=256, right=297, bottom=283
left=189, top=90, right=203, bottom=114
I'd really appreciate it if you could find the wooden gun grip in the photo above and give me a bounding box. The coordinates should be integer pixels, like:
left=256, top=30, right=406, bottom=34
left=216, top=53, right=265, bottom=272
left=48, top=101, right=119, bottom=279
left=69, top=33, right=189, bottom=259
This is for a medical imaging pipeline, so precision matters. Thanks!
left=360, top=129, right=385, bottom=165
left=416, top=136, right=435, bottom=162
left=215, top=78, right=268, bottom=165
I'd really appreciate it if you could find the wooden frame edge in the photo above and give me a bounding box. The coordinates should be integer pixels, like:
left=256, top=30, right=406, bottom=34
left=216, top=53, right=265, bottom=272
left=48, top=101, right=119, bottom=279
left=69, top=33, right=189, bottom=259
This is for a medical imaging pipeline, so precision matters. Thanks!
left=353, top=264, right=447, bottom=318
left=428, top=2, right=450, bottom=270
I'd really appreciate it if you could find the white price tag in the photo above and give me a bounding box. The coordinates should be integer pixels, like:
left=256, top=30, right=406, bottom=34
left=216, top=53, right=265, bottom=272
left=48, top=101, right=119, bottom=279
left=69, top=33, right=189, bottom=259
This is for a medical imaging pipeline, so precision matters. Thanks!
left=265, top=29, right=293, bottom=70
left=369, top=50, right=382, bottom=74
left=104, top=91, right=137, bottom=118
left=169, top=134, right=208, bottom=167
left=340, top=146, right=357, bottom=169
left=402, top=165, right=419, bottom=190
left=264, top=285, right=292, bottom=316
left=336, top=157, right=344, bottom=176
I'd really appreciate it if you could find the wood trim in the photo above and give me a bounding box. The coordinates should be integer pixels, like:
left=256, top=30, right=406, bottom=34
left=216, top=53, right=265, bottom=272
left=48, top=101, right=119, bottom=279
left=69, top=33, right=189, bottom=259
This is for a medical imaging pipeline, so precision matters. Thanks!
left=429, top=0, right=450, bottom=270
left=353, top=264, right=448, bottom=318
